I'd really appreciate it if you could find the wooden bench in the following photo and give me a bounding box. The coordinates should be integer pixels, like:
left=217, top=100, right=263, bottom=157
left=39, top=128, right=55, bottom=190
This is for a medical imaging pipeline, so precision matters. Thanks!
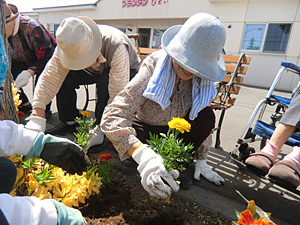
left=212, top=53, right=251, bottom=148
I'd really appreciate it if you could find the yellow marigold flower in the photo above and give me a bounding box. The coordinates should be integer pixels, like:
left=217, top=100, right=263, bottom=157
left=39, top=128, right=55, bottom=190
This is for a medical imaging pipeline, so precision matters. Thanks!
left=9, top=189, right=16, bottom=197
left=6, top=154, right=21, bottom=163
left=53, top=186, right=63, bottom=198
left=81, top=111, right=91, bottom=118
left=62, top=197, right=73, bottom=207
left=78, top=195, right=86, bottom=204
left=15, top=167, right=24, bottom=188
left=11, top=83, right=22, bottom=110
left=168, top=117, right=191, bottom=134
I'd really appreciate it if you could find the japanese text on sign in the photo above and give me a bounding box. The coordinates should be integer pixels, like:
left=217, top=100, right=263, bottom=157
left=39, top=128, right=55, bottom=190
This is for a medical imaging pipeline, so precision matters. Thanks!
left=122, top=0, right=169, bottom=8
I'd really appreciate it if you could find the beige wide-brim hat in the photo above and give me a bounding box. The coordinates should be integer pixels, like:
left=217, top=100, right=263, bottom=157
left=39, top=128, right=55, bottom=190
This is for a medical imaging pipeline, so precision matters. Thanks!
left=4, top=2, right=19, bottom=23
left=56, top=16, right=102, bottom=70
left=162, top=13, right=226, bottom=82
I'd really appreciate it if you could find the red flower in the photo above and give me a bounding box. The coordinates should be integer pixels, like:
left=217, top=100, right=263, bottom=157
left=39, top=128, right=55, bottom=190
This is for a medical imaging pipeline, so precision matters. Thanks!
left=99, top=153, right=113, bottom=162
left=17, top=111, right=25, bottom=117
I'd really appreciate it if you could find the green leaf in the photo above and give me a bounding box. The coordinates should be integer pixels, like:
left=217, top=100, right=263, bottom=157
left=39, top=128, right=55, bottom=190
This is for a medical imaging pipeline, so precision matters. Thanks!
left=234, top=209, right=241, bottom=219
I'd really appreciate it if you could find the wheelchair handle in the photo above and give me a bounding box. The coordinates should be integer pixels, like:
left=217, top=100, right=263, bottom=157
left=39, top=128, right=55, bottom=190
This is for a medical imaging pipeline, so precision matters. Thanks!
left=281, top=61, right=300, bottom=75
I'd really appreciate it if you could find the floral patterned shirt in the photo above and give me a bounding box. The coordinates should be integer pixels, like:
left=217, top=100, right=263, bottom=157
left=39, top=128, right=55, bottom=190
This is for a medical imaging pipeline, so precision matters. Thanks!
left=101, top=50, right=194, bottom=160
left=8, top=15, right=56, bottom=75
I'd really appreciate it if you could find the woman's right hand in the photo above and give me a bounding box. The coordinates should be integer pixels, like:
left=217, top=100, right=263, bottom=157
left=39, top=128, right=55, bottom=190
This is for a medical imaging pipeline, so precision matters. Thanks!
left=132, top=145, right=180, bottom=200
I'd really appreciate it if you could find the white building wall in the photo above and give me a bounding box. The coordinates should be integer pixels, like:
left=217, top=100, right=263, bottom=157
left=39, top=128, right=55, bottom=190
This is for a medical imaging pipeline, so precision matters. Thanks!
left=28, top=0, right=300, bottom=91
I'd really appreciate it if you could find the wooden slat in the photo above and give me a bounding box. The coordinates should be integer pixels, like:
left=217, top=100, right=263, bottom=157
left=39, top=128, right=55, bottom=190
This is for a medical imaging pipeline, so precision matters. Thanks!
left=139, top=47, right=159, bottom=55
left=225, top=65, right=248, bottom=74
left=128, top=34, right=139, bottom=39
left=220, top=75, right=244, bottom=84
left=223, top=55, right=251, bottom=65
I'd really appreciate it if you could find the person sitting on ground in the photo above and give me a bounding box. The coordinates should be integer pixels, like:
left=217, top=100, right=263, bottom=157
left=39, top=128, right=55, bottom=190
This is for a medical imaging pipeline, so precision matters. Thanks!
left=0, top=120, right=89, bottom=225
left=245, top=85, right=300, bottom=190
left=4, top=1, right=56, bottom=117
left=26, top=16, right=140, bottom=141
left=99, top=12, right=226, bottom=201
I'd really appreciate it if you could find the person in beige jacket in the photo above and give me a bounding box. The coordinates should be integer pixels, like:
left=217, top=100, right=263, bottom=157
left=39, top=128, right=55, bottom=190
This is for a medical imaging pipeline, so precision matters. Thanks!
left=26, top=16, right=140, bottom=150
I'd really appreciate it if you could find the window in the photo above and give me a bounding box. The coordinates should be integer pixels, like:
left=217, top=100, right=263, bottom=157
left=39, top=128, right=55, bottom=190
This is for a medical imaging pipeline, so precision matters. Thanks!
left=48, top=24, right=60, bottom=38
left=151, top=29, right=165, bottom=49
left=241, top=24, right=266, bottom=51
left=263, top=24, right=291, bottom=53
left=137, top=28, right=166, bottom=49
left=241, top=23, right=292, bottom=54
left=118, top=28, right=126, bottom=33
left=138, top=28, right=151, bottom=48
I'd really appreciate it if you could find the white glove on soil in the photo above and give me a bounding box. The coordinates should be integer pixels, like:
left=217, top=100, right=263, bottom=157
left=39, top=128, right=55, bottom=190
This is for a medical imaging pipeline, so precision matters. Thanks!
left=86, top=126, right=104, bottom=150
left=194, top=160, right=225, bottom=185
left=132, top=145, right=180, bottom=200
left=25, top=115, right=46, bottom=132
left=15, top=70, right=32, bottom=88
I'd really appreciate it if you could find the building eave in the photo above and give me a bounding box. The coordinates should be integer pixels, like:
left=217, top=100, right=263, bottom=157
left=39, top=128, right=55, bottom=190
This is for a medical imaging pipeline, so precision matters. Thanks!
left=33, top=3, right=97, bottom=12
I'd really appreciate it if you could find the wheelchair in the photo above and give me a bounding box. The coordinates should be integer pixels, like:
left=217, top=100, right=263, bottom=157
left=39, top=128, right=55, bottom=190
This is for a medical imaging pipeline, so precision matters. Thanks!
left=230, top=61, right=300, bottom=194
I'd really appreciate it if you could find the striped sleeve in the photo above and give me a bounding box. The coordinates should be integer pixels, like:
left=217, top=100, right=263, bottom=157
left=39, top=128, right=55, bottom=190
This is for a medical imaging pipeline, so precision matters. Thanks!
left=32, top=48, right=70, bottom=110
left=107, top=44, right=130, bottom=104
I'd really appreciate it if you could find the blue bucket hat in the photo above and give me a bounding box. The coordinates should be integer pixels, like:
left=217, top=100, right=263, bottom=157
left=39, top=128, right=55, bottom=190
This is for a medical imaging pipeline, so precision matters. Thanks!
left=162, top=13, right=226, bottom=81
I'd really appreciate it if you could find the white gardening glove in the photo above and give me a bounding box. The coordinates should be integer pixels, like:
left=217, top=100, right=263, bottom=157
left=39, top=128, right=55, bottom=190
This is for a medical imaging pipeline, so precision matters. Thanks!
left=194, top=160, right=225, bottom=185
left=132, top=145, right=180, bottom=200
left=15, top=70, right=32, bottom=88
left=86, top=126, right=104, bottom=150
left=25, top=115, right=46, bottom=132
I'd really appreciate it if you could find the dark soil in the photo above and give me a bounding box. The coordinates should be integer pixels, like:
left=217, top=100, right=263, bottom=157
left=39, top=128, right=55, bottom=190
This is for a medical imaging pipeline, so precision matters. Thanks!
left=78, top=154, right=232, bottom=225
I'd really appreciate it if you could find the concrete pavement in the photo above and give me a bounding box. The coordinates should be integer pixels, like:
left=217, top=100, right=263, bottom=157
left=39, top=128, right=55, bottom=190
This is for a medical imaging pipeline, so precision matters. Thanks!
left=23, top=83, right=299, bottom=225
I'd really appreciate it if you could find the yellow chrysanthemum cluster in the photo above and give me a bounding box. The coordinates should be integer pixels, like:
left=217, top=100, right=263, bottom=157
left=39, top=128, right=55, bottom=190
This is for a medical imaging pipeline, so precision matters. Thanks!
left=11, top=83, right=22, bottom=110
left=168, top=117, right=191, bottom=134
left=7, top=155, right=102, bottom=208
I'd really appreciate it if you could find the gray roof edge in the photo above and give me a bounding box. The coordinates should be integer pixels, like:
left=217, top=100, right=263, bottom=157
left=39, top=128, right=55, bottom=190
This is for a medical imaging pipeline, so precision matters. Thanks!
left=32, top=0, right=101, bottom=11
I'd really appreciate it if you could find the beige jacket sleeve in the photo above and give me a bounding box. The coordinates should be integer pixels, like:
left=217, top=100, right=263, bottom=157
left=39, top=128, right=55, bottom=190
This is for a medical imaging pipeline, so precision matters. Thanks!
left=32, top=48, right=70, bottom=110
left=108, top=44, right=130, bottom=104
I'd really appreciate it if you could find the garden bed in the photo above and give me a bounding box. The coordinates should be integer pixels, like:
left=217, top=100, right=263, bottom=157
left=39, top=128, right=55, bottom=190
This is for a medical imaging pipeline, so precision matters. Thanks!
left=79, top=151, right=232, bottom=225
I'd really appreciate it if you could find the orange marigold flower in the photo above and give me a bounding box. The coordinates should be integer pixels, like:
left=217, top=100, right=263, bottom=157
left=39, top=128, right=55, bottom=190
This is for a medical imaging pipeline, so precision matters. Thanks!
left=238, top=210, right=275, bottom=225
left=99, top=153, right=113, bottom=162
left=247, top=200, right=256, bottom=217
left=238, top=210, right=254, bottom=225
left=168, top=117, right=191, bottom=134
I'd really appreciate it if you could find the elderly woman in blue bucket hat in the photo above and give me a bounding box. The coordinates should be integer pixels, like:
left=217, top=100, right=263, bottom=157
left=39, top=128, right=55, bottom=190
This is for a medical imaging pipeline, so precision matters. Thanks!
left=100, top=12, right=226, bottom=201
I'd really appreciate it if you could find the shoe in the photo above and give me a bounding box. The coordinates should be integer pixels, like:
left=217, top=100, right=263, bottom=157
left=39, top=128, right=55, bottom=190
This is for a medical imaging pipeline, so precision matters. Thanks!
left=45, top=121, right=78, bottom=135
left=121, top=157, right=138, bottom=175
left=45, top=110, right=52, bottom=120
left=19, top=101, right=32, bottom=113
left=268, top=160, right=300, bottom=191
left=245, top=152, right=274, bottom=177
left=87, top=136, right=109, bottom=154
left=178, top=173, right=192, bottom=189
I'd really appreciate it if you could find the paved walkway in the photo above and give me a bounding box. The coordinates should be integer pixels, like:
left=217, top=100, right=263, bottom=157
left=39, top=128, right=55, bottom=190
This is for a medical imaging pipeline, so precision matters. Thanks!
left=24, top=83, right=299, bottom=225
